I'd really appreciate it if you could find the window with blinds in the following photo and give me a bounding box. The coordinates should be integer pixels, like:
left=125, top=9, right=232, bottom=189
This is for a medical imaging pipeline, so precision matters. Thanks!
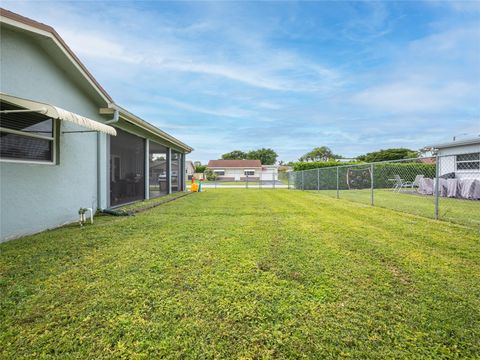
left=0, top=102, right=55, bottom=162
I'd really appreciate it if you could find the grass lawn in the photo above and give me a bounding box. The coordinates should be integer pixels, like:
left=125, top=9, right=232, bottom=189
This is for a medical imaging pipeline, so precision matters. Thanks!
left=314, top=189, right=480, bottom=229
left=190, top=180, right=262, bottom=186
left=1, top=190, right=479, bottom=358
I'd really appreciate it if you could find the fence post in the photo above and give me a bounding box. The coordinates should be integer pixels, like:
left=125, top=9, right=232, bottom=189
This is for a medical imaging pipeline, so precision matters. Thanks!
left=317, top=168, right=320, bottom=191
left=288, top=172, right=290, bottom=189
left=302, top=171, right=305, bottom=190
left=370, top=163, right=374, bottom=206
left=434, top=155, right=439, bottom=219
left=336, top=167, right=339, bottom=199
left=273, top=172, right=275, bottom=189
left=246, top=173, right=249, bottom=189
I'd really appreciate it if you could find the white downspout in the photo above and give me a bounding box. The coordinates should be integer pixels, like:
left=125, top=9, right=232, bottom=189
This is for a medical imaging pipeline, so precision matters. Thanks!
left=97, top=108, right=119, bottom=210
left=168, top=148, right=172, bottom=194
left=104, top=109, right=119, bottom=124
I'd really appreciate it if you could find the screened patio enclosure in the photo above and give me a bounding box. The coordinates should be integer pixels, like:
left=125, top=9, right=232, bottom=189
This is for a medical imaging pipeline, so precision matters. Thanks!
left=110, top=128, right=185, bottom=207
left=149, top=141, right=168, bottom=198
left=171, top=150, right=182, bottom=192
left=110, top=128, right=145, bottom=206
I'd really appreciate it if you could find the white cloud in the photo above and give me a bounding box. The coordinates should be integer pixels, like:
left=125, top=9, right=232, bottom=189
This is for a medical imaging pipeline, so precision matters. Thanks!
left=351, top=24, right=480, bottom=115
left=426, top=0, right=480, bottom=14
left=353, top=80, right=474, bottom=113
left=407, top=25, right=480, bottom=61
left=341, top=2, right=393, bottom=42
left=56, top=28, right=142, bottom=63
left=61, top=6, right=344, bottom=93
left=155, top=96, right=255, bottom=119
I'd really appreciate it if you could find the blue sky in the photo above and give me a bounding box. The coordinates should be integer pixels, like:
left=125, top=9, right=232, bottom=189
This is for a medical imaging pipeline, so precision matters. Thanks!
left=4, top=1, right=480, bottom=163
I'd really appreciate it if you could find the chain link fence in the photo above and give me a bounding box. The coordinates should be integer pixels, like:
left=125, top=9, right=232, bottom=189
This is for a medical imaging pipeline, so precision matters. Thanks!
left=289, top=152, right=480, bottom=229
left=191, top=168, right=289, bottom=189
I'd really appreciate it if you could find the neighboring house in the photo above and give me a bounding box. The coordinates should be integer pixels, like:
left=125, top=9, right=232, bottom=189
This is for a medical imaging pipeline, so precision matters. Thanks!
left=207, top=159, right=278, bottom=181
left=418, top=157, right=436, bottom=164
left=185, top=160, right=195, bottom=180
left=429, top=137, right=480, bottom=179
left=261, top=165, right=278, bottom=181
left=0, top=9, right=192, bottom=242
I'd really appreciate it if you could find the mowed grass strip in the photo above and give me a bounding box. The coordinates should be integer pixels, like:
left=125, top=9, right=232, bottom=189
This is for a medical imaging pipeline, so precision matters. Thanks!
left=310, top=189, right=480, bottom=229
left=1, top=189, right=479, bottom=358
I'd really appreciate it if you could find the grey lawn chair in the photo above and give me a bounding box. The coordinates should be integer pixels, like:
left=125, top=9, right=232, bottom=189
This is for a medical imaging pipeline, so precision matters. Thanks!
left=393, top=174, right=424, bottom=192
left=412, top=175, right=424, bottom=188
left=392, top=175, right=404, bottom=192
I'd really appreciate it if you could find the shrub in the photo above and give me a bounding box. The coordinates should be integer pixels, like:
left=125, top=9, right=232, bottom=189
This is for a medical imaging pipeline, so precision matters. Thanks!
left=292, top=160, right=359, bottom=171
left=357, top=148, right=418, bottom=162
left=204, top=169, right=218, bottom=181
left=195, top=165, right=207, bottom=173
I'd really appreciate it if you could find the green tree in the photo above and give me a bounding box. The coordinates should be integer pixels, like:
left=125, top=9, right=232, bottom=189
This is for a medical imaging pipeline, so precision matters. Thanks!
left=204, top=169, right=218, bottom=181
left=357, top=148, right=418, bottom=162
left=299, top=146, right=341, bottom=162
left=247, top=148, right=278, bottom=165
left=194, top=165, right=207, bottom=173
left=418, top=147, right=436, bottom=157
left=221, top=150, right=247, bottom=160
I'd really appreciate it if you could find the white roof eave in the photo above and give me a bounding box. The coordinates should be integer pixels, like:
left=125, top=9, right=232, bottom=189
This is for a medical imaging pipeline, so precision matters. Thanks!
left=429, top=138, right=480, bottom=149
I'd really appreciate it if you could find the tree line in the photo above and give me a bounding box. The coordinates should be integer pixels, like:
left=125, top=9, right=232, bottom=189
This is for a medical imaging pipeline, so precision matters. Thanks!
left=221, top=148, right=278, bottom=165
left=193, top=146, right=425, bottom=173
left=297, top=146, right=419, bottom=163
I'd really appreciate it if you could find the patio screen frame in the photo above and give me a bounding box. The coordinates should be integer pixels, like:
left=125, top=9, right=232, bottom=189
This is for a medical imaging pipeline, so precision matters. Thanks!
left=107, top=128, right=187, bottom=207
left=149, top=140, right=169, bottom=199
left=109, top=128, right=146, bottom=207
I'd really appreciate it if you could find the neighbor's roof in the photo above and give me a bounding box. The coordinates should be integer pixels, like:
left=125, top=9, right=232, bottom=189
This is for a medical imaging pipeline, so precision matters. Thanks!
left=429, top=137, right=480, bottom=150
left=208, top=160, right=262, bottom=168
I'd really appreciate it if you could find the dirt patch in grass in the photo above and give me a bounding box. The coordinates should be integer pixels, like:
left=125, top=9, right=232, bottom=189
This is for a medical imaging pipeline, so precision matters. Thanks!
left=386, top=263, right=412, bottom=286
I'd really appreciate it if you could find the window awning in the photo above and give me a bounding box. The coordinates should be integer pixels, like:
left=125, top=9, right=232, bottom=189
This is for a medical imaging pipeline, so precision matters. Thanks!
left=0, top=93, right=117, bottom=136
